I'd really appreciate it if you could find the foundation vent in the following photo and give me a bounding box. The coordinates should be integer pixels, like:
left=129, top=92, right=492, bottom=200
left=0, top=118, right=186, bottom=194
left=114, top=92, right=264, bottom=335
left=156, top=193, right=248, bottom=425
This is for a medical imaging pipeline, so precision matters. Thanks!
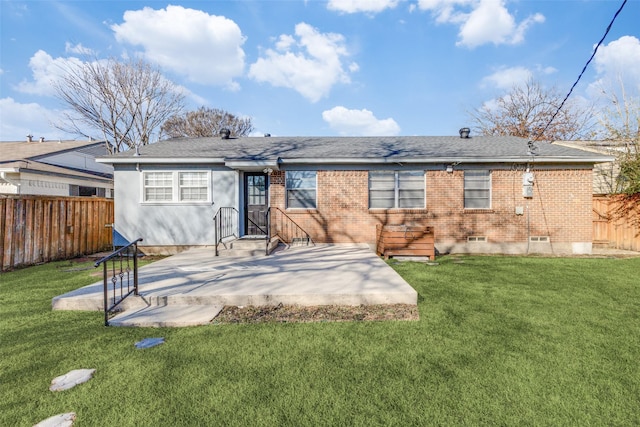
left=467, top=236, right=487, bottom=242
left=529, top=236, right=550, bottom=242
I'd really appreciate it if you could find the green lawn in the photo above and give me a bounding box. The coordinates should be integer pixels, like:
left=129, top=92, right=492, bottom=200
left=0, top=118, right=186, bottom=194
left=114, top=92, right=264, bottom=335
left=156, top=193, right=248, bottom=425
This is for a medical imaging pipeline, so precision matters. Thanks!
left=1, top=255, right=639, bottom=426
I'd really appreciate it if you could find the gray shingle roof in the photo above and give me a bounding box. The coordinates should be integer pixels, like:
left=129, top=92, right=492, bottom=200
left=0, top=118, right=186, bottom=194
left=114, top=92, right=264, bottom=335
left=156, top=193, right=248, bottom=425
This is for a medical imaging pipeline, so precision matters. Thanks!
left=100, top=135, right=612, bottom=164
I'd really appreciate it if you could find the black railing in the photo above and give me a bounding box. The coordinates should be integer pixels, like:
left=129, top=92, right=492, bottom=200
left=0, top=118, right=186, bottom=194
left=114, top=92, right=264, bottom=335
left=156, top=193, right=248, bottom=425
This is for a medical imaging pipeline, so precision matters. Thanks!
left=267, top=207, right=313, bottom=249
left=94, top=238, right=143, bottom=326
left=214, top=207, right=239, bottom=256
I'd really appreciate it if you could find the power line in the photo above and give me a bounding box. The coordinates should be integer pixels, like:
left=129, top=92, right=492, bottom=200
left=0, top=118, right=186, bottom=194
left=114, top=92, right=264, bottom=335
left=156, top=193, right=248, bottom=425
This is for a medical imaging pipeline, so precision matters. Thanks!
left=532, top=0, right=628, bottom=143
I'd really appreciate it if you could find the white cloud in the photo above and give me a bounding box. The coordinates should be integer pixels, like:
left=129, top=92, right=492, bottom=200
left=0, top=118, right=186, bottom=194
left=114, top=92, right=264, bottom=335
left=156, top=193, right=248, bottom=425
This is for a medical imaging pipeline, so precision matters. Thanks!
left=111, top=5, right=246, bottom=88
left=16, top=50, right=84, bottom=96
left=417, top=0, right=544, bottom=48
left=590, top=35, right=640, bottom=93
left=249, top=23, right=357, bottom=103
left=322, top=106, right=400, bottom=136
left=0, top=97, right=66, bottom=141
left=482, top=66, right=532, bottom=89
left=327, top=0, right=400, bottom=14
left=64, top=42, right=94, bottom=56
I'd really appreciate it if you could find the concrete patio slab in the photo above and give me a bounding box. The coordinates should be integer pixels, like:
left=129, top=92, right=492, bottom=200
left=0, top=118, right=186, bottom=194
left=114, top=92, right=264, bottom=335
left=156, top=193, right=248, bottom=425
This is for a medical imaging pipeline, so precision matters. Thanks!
left=52, top=244, right=418, bottom=326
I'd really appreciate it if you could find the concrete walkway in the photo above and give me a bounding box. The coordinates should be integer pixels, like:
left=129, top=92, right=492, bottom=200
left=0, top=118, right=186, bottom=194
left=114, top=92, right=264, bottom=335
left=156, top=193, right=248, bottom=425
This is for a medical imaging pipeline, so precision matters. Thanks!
left=52, top=244, right=418, bottom=327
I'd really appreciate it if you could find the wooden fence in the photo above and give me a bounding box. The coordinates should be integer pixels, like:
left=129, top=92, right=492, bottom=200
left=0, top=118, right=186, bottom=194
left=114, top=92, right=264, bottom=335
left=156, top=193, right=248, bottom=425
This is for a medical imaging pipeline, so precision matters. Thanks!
left=1, top=195, right=114, bottom=271
left=593, top=195, right=640, bottom=252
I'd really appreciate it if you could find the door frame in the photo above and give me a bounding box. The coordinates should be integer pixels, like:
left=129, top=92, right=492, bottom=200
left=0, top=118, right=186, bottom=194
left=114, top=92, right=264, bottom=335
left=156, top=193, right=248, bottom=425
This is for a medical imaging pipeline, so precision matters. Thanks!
left=243, top=172, right=269, bottom=236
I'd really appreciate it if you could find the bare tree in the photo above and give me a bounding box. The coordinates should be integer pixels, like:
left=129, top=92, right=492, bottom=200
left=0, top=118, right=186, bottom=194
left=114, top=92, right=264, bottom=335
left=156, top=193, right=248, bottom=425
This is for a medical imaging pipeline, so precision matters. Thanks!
left=53, top=57, right=185, bottom=154
left=596, top=80, right=640, bottom=195
left=160, top=107, right=254, bottom=139
left=469, top=79, right=595, bottom=142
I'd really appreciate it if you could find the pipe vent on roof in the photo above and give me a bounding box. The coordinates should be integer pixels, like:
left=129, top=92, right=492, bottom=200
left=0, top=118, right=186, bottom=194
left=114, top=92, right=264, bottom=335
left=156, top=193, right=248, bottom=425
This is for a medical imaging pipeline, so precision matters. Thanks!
left=459, top=128, right=471, bottom=139
left=39, top=137, right=45, bottom=143
left=27, top=134, right=33, bottom=143
left=220, top=128, right=231, bottom=139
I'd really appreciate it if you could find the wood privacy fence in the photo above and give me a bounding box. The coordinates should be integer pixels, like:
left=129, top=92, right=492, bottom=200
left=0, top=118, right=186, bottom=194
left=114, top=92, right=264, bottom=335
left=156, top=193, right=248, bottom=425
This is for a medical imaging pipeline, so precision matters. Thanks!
left=593, top=195, right=640, bottom=252
left=1, top=196, right=114, bottom=271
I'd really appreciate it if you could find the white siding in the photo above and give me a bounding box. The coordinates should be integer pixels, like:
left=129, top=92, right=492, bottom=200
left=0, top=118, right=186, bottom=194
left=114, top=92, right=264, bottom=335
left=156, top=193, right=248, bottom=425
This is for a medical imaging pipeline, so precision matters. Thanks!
left=114, top=166, right=238, bottom=246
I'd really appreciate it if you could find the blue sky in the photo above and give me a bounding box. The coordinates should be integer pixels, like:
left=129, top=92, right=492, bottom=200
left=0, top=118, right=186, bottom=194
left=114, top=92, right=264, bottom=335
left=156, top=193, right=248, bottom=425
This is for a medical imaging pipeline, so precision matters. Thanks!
left=1, top=0, right=638, bottom=141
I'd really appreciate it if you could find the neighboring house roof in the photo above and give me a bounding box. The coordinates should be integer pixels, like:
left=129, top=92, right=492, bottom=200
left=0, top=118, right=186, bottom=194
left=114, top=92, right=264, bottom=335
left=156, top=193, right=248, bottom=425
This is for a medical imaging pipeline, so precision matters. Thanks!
left=0, top=160, right=113, bottom=183
left=0, top=139, right=112, bottom=180
left=0, top=140, right=106, bottom=162
left=98, top=135, right=613, bottom=166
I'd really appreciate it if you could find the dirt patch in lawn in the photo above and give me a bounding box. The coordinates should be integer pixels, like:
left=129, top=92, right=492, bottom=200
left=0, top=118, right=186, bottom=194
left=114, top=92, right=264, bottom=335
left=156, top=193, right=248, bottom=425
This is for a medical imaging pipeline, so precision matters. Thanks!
left=213, top=303, right=419, bottom=324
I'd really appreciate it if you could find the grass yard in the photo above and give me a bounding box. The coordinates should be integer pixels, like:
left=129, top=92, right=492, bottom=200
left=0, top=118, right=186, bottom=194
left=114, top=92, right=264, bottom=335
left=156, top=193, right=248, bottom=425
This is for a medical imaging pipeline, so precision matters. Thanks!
left=1, top=255, right=639, bottom=426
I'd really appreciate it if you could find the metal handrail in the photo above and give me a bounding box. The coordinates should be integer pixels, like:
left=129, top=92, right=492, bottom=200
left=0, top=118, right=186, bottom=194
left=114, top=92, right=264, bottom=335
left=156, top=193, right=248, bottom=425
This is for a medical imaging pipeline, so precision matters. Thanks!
left=267, top=207, right=313, bottom=248
left=94, top=237, right=143, bottom=326
left=213, top=207, right=239, bottom=256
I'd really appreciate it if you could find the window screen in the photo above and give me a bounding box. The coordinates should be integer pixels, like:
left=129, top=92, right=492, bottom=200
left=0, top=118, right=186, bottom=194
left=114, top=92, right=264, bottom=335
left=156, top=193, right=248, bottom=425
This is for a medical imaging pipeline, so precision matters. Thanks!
left=286, top=171, right=317, bottom=208
left=464, top=170, right=491, bottom=209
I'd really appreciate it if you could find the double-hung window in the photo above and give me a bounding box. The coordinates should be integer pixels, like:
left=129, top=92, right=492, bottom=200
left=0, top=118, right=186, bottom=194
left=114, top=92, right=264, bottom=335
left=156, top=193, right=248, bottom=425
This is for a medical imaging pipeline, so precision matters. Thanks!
left=144, top=172, right=173, bottom=202
left=369, top=171, right=425, bottom=209
left=179, top=172, right=208, bottom=201
left=143, top=171, right=209, bottom=203
left=464, top=170, right=491, bottom=209
left=286, top=171, right=317, bottom=208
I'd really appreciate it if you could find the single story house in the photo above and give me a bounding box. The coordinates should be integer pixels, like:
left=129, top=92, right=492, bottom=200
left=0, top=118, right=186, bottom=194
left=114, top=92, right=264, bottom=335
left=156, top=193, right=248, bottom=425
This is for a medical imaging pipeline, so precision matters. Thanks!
left=97, top=132, right=612, bottom=255
left=0, top=137, right=113, bottom=197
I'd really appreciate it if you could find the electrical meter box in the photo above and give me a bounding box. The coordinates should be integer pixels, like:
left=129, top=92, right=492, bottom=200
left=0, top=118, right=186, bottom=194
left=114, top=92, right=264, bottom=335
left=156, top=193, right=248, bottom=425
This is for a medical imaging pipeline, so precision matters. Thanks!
left=523, top=172, right=534, bottom=198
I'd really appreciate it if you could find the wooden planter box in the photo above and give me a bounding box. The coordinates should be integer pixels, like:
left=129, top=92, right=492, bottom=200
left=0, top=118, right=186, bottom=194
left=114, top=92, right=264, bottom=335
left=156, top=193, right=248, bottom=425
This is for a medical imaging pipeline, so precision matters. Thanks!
left=376, top=224, right=435, bottom=260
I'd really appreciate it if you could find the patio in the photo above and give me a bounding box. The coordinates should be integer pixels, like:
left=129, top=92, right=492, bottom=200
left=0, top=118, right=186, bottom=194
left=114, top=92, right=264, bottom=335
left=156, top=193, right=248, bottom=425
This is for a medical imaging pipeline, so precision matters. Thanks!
left=52, top=244, right=419, bottom=327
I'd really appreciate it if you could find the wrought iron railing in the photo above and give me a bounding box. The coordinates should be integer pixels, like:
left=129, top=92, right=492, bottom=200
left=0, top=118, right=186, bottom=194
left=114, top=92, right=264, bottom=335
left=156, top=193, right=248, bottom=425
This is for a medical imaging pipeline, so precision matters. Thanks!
left=94, top=238, right=143, bottom=326
left=214, top=206, right=313, bottom=256
left=213, top=207, right=239, bottom=256
left=267, top=207, right=313, bottom=249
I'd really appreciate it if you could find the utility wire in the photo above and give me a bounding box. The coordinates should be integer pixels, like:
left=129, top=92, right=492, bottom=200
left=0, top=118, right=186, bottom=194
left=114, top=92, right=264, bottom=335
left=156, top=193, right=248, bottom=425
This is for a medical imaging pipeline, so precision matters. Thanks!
left=532, top=0, right=628, bottom=143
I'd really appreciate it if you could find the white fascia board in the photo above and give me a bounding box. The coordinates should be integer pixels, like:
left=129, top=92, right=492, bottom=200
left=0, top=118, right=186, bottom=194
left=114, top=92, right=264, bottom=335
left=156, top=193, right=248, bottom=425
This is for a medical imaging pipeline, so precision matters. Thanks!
left=96, top=157, right=225, bottom=165
left=279, top=156, right=615, bottom=165
left=224, top=159, right=279, bottom=170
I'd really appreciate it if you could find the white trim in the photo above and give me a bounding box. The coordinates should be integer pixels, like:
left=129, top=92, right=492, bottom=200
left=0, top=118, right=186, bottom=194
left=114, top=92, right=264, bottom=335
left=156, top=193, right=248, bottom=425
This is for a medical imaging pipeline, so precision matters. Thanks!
left=140, top=170, right=212, bottom=204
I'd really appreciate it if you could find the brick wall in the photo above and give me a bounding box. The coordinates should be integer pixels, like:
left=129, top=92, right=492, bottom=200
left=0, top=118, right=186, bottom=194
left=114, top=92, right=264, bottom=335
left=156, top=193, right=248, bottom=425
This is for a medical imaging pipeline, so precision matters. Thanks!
left=269, top=167, right=593, bottom=253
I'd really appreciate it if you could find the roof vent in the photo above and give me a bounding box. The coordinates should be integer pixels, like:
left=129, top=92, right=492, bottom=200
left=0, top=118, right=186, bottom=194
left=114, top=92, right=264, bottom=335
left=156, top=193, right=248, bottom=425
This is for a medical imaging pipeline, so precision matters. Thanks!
left=264, top=133, right=271, bottom=137
left=39, top=137, right=45, bottom=143
left=26, top=134, right=33, bottom=143
left=459, top=127, right=471, bottom=139
left=220, top=128, right=231, bottom=139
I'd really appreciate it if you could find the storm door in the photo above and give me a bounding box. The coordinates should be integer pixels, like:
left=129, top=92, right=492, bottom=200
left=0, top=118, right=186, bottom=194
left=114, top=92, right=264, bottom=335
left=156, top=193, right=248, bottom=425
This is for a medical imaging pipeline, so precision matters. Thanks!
left=244, top=173, right=268, bottom=236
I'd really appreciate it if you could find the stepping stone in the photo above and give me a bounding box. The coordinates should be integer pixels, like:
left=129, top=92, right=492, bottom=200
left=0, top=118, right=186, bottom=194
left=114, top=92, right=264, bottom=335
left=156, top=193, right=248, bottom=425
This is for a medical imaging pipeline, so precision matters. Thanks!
left=49, top=369, right=96, bottom=392
left=135, top=337, right=165, bottom=349
left=34, top=412, right=76, bottom=427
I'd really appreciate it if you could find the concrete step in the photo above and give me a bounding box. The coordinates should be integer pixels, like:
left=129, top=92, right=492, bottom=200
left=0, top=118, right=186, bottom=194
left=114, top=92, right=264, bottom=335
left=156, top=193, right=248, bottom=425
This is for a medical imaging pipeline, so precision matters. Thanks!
left=109, top=304, right=224, bottom=327
left=229, top=238, right=267, bottom=250
left=218, top=248, right=267, bottom=257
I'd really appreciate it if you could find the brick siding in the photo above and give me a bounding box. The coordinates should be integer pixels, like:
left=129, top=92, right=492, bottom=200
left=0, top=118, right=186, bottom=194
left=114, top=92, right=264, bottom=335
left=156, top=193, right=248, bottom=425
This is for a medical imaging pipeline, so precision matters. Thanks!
left=269, top=168, right=593, bottom=252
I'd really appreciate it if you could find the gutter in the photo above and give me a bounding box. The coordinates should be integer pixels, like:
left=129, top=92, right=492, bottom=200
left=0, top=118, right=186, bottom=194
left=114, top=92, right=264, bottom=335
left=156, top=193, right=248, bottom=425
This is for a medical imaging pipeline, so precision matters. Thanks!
left=96, top=157, right=225, bottom=165
left=277, top=155, right=615, bottom=165
left=96, top=155, right=615, bottom=167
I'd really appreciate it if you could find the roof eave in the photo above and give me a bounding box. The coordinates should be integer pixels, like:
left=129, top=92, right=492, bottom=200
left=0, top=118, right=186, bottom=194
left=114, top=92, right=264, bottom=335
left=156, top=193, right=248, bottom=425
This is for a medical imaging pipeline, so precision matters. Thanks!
left=97, top=157, right=225, bottom=165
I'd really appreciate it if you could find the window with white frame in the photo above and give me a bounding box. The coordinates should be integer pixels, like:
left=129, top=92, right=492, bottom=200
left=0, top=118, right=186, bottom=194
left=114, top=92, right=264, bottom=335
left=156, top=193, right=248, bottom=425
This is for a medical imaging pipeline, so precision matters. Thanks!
left=464, top=170, right=491, bottom=209
left=143, top=171, right=209, bottom=203
left=144, top=172, right=173, bottom=202
left=369, top=171, right=425, bottom=209
left=286, top=171, right=317, bottom=208
left=179, top=172, right=208, bottom=201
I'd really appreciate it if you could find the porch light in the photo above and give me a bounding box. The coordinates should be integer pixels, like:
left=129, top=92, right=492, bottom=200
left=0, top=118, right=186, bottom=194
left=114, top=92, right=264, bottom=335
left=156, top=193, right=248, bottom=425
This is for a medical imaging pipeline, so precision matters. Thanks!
left=446, top=164, right=454, bottom=173
left=263, top=168, right=273, bottom=175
